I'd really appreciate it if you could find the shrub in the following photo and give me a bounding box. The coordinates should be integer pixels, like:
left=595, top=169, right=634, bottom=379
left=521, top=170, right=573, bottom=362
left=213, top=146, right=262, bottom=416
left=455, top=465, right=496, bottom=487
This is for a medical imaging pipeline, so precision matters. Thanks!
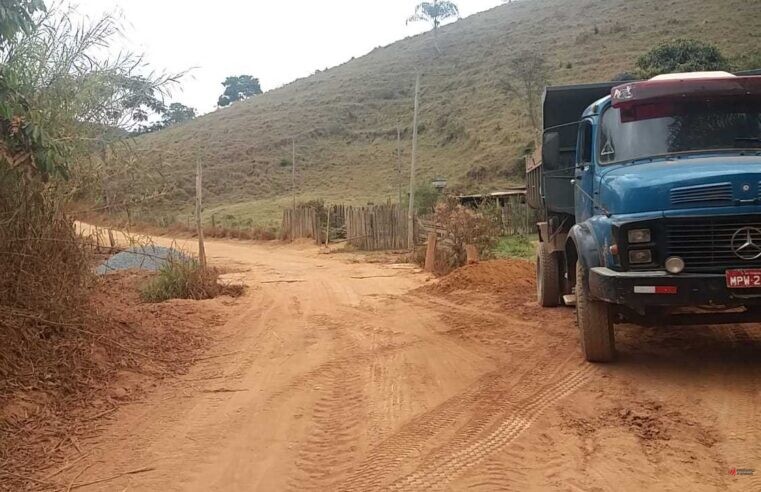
left=140, top=256, right=237, bottom=302
left=403, top=182, right=441, bottom=216
left=432, top=198, right=501, bottom=271
left=636, top=39, right=729, bottom=78
left=611, top=71, right=638, bottom=81
left=0, top=175, right=91, bottom=317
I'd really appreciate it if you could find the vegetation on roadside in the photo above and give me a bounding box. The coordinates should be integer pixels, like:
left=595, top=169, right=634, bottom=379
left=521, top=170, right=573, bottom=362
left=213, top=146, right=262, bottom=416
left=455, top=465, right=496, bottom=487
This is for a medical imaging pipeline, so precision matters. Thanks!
left=414, top=198, right=500, bottom=274
left=0, top=3, right=178, bottom=316
left=0, top=4, right=197, bottom=484
left=494, top=234, right=536, bottom=260
left=140, top=256, right=242, bottom=303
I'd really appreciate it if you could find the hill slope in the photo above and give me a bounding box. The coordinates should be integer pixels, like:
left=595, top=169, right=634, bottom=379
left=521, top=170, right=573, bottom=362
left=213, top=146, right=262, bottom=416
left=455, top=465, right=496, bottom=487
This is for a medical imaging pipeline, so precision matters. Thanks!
left=122, top=0, right=761, bottom=226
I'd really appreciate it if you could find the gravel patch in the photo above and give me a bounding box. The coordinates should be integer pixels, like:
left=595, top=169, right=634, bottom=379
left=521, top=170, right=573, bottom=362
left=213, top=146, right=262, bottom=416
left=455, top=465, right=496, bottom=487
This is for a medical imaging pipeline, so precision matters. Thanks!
left=96, top=245, right=186, bottom=275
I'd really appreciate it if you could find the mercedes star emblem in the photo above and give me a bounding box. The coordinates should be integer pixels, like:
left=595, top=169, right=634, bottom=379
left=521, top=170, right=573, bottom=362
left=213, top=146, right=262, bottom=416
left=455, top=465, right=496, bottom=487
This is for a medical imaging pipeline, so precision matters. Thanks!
left=731, top=227, right=761, bottom=260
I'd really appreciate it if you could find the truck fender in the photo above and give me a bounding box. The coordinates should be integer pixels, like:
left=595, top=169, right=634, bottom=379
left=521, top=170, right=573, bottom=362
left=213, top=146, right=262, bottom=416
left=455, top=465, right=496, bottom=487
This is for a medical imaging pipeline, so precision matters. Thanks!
left=566, top=223, right=602, bottom=287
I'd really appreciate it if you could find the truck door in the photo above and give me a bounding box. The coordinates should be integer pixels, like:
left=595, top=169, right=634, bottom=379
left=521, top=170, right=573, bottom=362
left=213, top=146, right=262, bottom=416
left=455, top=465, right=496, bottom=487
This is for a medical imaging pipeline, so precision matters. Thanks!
left=574, top=119, right=595, bottom=223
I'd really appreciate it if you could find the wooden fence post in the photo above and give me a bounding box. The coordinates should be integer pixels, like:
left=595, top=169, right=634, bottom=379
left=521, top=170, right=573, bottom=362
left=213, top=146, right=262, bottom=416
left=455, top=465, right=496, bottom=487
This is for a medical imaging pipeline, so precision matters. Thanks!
left=325, top=208, right=331, bottom=246
left=424, top=231, right=437, bottom=272
left=196, top=158, right=207, bottom=270
left=466, top=244, right=479, bottom=264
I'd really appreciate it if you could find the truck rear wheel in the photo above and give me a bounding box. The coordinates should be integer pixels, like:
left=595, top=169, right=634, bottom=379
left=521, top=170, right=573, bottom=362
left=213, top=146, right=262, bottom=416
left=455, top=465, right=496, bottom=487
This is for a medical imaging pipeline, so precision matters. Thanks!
left=575, top=262, right=615, bottom=362
left=536, top=243, right=561, bottom=307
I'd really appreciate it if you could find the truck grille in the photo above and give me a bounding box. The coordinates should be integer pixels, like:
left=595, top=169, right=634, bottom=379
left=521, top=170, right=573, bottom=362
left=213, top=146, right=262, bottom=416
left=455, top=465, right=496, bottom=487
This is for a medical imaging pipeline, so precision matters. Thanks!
left=666, top=216, right=761, bottom=273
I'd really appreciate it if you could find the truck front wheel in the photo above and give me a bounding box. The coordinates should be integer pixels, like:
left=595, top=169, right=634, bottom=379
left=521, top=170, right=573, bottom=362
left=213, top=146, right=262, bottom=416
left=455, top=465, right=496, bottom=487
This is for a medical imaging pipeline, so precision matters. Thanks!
left=575, top=262, right=615, bottom=362
left=536, top=243, right=561, bottom=307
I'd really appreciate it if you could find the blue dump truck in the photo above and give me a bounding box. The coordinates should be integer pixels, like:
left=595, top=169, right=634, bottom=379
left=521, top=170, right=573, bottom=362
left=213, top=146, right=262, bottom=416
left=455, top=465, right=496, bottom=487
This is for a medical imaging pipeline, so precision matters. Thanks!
left=527, top=71, right=761, bottom=362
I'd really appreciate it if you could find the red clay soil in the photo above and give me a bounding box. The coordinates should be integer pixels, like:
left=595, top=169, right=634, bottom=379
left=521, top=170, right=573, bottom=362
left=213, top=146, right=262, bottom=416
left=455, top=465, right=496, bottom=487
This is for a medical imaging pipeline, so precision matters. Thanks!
left=0, top=271, right=231, bottom=490
left=423, top=259, right=536, bottom=296
left=14, top=230, right=761, bottom=491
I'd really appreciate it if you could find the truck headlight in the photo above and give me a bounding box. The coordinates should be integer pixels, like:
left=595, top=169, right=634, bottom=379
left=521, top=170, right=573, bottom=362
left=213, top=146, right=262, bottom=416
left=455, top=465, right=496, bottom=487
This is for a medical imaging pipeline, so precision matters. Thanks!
left=629, top=249, right=652, bottom=264
left=628, top=229, right=651, bottom=244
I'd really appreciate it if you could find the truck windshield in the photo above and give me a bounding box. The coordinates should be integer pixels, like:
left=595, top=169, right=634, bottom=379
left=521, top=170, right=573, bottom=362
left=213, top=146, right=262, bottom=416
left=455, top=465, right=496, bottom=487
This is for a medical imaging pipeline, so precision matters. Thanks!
left=598, top=100, right=761, bottom=164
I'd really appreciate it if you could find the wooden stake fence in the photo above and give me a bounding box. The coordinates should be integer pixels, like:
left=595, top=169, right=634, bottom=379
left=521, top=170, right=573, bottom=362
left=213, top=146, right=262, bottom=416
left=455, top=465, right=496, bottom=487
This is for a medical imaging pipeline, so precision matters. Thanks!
left=281, top=208, right=322, bottom=243
left=346, top=204, right=408, bottom=251
left=281, top=204, right=408, bottom=250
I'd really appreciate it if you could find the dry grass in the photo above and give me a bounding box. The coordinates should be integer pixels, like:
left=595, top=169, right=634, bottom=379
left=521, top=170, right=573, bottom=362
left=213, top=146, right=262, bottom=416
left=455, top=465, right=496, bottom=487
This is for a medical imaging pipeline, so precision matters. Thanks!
left=141, top=256, right=245, bottom=303
left=106, top=0, right=761, bottom=225
left=0, top=169, right=240, bottom=488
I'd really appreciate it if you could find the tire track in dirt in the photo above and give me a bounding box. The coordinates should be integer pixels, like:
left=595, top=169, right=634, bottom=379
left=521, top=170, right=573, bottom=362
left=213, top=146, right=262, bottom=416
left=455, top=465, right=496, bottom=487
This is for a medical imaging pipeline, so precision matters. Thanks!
left=336, top=284, right=589, bottom=491
left=265, top=335, right=418, bottom=407
left=337, top=349, right=594, bottom=491
left=707, top=325, right=761, bottom=491
left=286, top=315, right=367, bottom=491
left=387, top=364, right=595, bottom=490
left=337, top=372, right=505, bottom=491
left=410, top=294, right=519, bottom=321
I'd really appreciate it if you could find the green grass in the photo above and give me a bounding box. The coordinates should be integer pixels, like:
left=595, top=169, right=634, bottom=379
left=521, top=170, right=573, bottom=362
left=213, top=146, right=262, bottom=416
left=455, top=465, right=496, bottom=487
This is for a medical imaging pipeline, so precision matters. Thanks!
left=494, top=234, right=537, bottom=260
left=109, top=0, right=761, bottom=226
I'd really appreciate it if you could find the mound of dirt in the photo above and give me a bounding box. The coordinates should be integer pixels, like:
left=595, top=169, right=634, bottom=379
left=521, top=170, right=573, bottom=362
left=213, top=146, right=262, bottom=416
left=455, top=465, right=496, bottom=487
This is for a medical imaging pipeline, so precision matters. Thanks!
left=423, top=259, right=536, bottom=296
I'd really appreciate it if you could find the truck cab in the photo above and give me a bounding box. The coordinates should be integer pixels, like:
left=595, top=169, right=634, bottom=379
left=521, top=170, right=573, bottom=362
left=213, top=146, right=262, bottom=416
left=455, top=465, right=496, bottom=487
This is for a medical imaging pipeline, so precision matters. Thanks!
left=528, top=72, right=761, bottom=362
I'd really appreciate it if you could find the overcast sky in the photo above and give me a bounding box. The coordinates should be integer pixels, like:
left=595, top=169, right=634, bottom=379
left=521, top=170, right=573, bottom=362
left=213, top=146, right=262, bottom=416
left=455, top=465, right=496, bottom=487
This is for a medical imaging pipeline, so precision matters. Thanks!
left=73, top=0, right=505, bottom=115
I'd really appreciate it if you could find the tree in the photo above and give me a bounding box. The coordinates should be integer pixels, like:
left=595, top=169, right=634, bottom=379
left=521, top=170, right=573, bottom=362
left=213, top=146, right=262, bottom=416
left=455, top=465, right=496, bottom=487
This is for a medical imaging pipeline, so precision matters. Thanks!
left=636, top=39, right=730, bottom=78
left=162, top=102, right=196, bottom=126
left=500, top=51, right=550, bottom=131
left=217, top=75, right=262, bottom=107
left=0, top=0, right=45, bottom=46
left=0, top=7, right=181, bottom=178
left=403, top=181, right=441, bottom=216
left=406, top=1, right=460, bottom=54
left=0, top=4, right=181, bottom=318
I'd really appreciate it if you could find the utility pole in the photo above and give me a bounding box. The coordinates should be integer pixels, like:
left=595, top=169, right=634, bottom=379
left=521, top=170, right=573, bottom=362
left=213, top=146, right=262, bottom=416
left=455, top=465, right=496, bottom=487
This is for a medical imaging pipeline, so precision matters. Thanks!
left=291, top=137, right=297, bottom=210
left=396, top=122, right=403, bottom=206
left=195, top=157, right=207, bottom=270
left=407, top=72, right=421, bottom=250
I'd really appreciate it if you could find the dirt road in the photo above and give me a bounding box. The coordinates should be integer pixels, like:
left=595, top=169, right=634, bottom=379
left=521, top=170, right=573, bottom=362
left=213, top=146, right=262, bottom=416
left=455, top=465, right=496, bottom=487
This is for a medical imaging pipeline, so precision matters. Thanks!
left=64, top=230, right=761, bottom=490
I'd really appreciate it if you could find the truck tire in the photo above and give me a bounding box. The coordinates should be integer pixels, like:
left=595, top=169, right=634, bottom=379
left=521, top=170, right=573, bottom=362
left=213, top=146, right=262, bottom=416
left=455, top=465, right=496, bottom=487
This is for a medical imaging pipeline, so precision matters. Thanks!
left=536, top=243, right=561, bottom=307
left=575, top=262, right=615, bottom=362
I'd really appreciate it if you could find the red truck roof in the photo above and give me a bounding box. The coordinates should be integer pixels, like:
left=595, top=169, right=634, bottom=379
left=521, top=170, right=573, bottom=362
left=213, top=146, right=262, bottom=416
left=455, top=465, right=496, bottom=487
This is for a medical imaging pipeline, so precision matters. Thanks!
left=611, top=73, right=761, bottom=109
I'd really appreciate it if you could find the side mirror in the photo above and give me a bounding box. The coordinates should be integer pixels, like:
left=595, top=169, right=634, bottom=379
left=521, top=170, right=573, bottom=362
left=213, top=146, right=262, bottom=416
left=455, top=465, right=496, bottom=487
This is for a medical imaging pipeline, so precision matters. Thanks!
left=542, top=132, right=560, bottom=170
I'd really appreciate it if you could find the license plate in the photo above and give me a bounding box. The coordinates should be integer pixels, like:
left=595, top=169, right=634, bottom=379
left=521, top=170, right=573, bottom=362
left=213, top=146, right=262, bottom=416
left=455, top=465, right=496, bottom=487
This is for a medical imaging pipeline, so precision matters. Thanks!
left=726, top=269, right=761, bottom=288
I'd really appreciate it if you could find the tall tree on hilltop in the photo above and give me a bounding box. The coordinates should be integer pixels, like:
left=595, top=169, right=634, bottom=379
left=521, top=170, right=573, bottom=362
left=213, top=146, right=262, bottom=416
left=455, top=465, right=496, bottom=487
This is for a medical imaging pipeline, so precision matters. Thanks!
left=217, top=75, right=262, bottom=107
left=406, top=0, right=460, bottom=55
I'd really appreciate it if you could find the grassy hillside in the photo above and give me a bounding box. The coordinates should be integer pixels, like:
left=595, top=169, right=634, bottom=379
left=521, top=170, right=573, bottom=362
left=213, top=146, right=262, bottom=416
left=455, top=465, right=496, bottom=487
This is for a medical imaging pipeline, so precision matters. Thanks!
left=119, top=0, right=761, bottom=226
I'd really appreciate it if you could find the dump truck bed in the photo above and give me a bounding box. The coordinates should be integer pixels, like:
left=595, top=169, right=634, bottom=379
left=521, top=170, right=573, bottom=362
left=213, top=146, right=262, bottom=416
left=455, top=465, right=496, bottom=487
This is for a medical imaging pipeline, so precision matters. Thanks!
left=530, top=81, right=620, bottom=216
